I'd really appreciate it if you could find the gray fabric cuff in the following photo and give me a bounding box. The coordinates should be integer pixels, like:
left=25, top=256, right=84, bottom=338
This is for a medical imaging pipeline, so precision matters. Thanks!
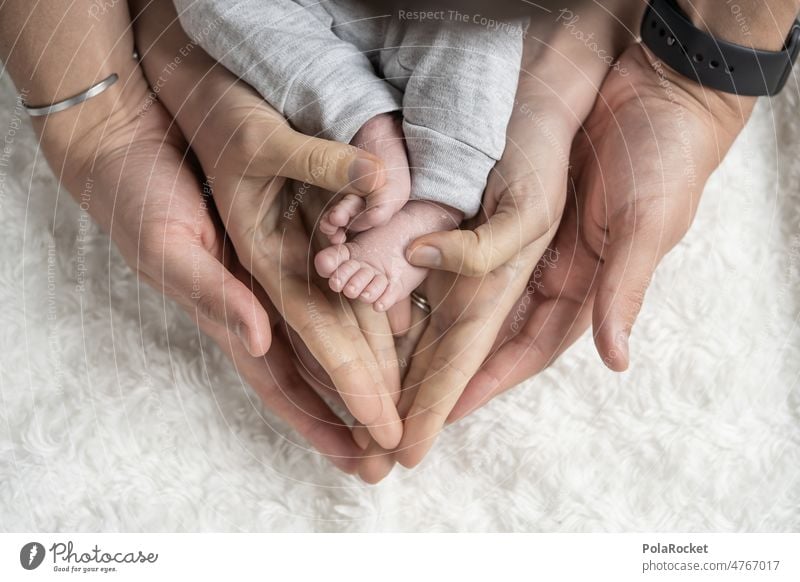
left=283, top=58, right=403, bottom=143
left=403, top=121, right=497, bottom=218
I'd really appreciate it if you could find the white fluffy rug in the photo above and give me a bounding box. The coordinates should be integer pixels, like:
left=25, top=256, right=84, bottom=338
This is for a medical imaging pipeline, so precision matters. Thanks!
left=1, top=72, right=799, bottom=533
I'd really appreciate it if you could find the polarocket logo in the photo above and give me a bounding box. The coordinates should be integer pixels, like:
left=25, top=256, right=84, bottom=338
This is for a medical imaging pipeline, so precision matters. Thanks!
left=20, top=542, right=46, bottom=570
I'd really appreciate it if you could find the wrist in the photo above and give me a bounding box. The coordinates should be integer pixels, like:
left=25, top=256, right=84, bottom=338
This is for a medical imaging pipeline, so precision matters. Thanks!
left=132, top=0, right=237, bottom=154
left=677, top=0, right=800, bottom=51
left=1, top=0, right=150, bottom=166
left=37, top=73, right=158, bottom=218
left=37, top=62, right=152, bottom=181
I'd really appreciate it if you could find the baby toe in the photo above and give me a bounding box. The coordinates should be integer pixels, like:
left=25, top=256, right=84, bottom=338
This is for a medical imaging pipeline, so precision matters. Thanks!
left=319, top=216, right=338, bottom=236
left=374, top=281, right=405, bottom=313
left=349, top=203, right=395, bottom=230
left=330, top=259, right=362, bottom=293
left=328, top=228, right=347, bottom=245
left=314, top=244, right=351, bottom=278
left=343, top=267, right=375, bottom=299
left=330, top=194, right=365, bottom=227
left=360, top=274, right=388, bottom=304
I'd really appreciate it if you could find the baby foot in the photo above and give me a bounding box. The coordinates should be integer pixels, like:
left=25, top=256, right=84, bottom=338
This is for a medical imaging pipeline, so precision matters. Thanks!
left=319, top=113, right=411, bottom=244
left=315, top=200, right=463, bottom=311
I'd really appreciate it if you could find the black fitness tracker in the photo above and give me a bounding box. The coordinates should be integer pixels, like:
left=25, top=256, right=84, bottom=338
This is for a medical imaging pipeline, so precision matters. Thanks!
left=641, top=0, right=800, bottom=96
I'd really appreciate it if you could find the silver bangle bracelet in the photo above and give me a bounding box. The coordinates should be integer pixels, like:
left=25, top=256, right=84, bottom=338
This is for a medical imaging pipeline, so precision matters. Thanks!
left=23, top=73, right=118, bottom=117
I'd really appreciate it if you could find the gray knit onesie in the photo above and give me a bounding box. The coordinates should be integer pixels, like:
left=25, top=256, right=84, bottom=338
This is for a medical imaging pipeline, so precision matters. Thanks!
left=174, top=0, right=526, bottom=217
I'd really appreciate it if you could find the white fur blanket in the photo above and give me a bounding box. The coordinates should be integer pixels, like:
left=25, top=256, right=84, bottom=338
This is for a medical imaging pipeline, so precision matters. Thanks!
left=1, top=73, right=798, bottom=533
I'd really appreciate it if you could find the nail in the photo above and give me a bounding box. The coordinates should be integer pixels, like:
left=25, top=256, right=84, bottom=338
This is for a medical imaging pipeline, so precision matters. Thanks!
left=349, top=156, right=381, bottom=193
left=604, top=328, right=630, bottom=372
left=235, top=321, right=253, bottom=356
left=407, top=245, right=442, bottom=268
left=352, top=425, right=371, bottom=450
left=617, top=329, right=630, bottom=360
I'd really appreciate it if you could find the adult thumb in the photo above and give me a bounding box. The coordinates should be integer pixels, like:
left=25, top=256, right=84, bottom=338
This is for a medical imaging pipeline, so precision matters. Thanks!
left=265, top=126, right=386, bottom=196
left=405, top=191, right=557, bottom=277
left=160, top=241, right=272, bottom=357
left=592, top=213, right=674, bottom=372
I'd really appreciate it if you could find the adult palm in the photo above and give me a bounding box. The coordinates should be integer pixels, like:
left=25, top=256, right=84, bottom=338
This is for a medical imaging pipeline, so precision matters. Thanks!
left=453, top=43, right=754, bottom=418
left=51, top=94, right=365, bottom=472
left=573, top=43, right=752, bottom=370
left=132, top=0, right=406, bottom=450
left=181, top=80, right=405, bottom=450
left=354, top=28, right=618, bottom=480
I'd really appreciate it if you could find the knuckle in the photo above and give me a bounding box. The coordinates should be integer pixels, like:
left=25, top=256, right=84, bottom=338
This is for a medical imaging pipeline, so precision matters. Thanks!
left=135, top=237, right=163, bottom=268
left=303, top=142, right=334, bottom=185
left=429, top=354, right=473, bottom=388
left=233, top=120, right=269, bottom=162
left=459, top=230, right=492, bottom=276
left=620, top=277, right=650, bottom=316
left=632, top=202, right=667, bottom=231
left=328, top=358, right=361, bottom=382
left=473, top=239, right=496, bottom=276
left=296, top=310, right=337, bottom=339
left=408, top=393, right=451, bottom=426
left=194, top=289, right=225, bottom=324
left=515, top=185, right=549, bottom=216
left=616, top=198, right=668, bottom=239
left=139, top=221, right=200, bottom=266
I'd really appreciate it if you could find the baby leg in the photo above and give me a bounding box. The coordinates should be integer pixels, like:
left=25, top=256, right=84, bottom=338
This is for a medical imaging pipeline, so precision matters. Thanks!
left=383, top=17, right=526, bottom=219
left=175, top=0, right=402, bottom=144
left=319, top=112, right=411, bottom=243
left=316, top=17, right=525, bottom=311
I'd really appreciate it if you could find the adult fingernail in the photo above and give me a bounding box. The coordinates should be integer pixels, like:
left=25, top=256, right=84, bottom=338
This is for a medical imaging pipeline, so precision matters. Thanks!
left=407, top=245, right=442, bottom=268
left=235, top=321, right=253, bottom=356
left=618, top=330, right=630, bottom=360
left=349, top=156, right=381, bottom=193
left=352, top=425, right=371, bottom=450
left=607, top=329, right=630, bottom=371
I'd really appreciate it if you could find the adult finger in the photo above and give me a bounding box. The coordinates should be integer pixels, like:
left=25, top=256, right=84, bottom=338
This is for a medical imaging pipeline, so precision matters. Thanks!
left=450, top=200, right=597, bottom=421
left=332, top=300, right=402, bottom=469
left=250, top=229, right=403, bottom=450
left=405, top=120, right=570, bottom=277
left=394, top=318, right=497, bottom=468
left=138, top=230, right=272, bottom=357
left=394, top=264, right=535, bottom=469
left=198, top=315, right=362, bottom=474
left=453, top=297, right=592, bottom=422
left=404, top=0, right=627, bottom=276
left=350, top=301, right=402, bottom=404
left=354, top=298, right=432, bottom=483
left=356, top=322, right=436, bottom=483
left=251, top=121, right=387, bottom=196
left=275, top=287, right=403, bottom=450
left=591, top=199, right=684, bottom=371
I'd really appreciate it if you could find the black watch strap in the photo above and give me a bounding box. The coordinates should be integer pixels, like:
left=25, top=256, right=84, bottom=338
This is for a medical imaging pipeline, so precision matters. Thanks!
left=641, top=0, right=800, bottom=96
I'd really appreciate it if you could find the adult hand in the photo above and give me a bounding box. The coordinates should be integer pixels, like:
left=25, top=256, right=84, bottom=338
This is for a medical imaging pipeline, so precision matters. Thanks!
left=32, top=58, right=365, bottom=473
left=453, top=27, right=758, bottom=418
left=356, top=4, right=634, bottom=480
left=403, top=2, right=632, bottom=276
left=0, top=0, right=275, bottom=360
left=133, top=0, right=404, bottom=449
left=0, top=0, right=379, bottom=471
